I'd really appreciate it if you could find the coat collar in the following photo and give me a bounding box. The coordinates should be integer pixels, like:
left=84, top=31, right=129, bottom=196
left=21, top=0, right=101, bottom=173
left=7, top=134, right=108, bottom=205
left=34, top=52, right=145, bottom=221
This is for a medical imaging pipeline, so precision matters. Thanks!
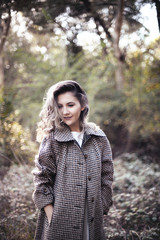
left=53, top=122, right=105, bottom=142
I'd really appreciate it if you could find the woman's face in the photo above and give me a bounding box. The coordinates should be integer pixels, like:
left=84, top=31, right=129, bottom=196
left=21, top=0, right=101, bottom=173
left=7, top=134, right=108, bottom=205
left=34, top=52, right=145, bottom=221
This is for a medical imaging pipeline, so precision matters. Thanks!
left=57, top=91, right=84, bottom=132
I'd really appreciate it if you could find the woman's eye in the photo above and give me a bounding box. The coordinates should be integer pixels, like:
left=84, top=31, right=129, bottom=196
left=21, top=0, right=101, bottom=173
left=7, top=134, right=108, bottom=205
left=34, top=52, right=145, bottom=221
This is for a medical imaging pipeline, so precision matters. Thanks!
left=68, top=104, right=74, bottom=107
left=58, top=105, right=62, bottom=109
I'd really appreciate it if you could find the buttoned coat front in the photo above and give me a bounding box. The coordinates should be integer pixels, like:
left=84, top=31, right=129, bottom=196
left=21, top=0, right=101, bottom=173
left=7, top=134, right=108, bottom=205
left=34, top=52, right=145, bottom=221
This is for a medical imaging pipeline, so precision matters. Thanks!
left=32, top=123, right=113, bottom=240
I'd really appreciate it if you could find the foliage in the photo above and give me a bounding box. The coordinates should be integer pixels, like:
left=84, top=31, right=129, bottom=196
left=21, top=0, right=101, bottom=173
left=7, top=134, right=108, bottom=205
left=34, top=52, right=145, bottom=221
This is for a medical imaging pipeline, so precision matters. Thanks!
left=1, top=30, right=67, bottom=166
left=1, top=28, right=160, bottom=163
left=0, top=87, right=37, bottom=167
left=125, top=38, right=160, bottom=136
left=0, top=0, right=151, bottom=64
left=104, top=153, right=160, bottom=240
left=91, top=38, right=160, bottom=160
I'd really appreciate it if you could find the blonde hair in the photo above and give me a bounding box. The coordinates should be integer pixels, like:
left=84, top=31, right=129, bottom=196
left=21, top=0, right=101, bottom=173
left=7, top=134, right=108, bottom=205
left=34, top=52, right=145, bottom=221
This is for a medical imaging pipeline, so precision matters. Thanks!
left=36, top=80, right=89, bottom=142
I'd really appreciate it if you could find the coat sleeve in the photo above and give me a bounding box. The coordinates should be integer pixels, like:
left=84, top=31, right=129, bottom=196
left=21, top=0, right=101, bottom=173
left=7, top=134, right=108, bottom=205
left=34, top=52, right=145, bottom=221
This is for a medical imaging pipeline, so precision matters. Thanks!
left=32, top=134, right=57, bottom=210
left=101, top=136, right=113, bottom=215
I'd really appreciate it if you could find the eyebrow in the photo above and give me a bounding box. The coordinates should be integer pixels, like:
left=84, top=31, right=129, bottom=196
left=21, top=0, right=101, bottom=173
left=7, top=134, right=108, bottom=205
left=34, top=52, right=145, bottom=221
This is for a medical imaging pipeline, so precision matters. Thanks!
left=58, top=101, right=75, bottom=105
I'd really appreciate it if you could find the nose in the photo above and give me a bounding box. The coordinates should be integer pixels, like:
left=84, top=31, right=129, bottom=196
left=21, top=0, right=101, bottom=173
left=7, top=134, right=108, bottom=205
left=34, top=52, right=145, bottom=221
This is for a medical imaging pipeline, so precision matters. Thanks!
left=63, top=106, right=69, bottom=115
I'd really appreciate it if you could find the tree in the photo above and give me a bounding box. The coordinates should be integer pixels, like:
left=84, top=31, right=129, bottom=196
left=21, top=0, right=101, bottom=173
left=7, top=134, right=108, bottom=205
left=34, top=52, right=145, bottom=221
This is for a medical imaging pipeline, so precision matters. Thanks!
left=0, top=0, right=40, bottom=88
left=0, top=2, right=11, bottom=88
left=24, top=0, right=148, bottom=89
left=1, top=0, right=156, bottom=90
left=113, top=0, right=125, bottom=90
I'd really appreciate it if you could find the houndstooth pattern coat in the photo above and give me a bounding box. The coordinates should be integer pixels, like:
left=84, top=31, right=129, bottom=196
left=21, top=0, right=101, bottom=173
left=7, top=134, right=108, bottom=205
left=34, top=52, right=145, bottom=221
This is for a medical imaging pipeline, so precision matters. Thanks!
left=32, top=123, right=113, bottom=240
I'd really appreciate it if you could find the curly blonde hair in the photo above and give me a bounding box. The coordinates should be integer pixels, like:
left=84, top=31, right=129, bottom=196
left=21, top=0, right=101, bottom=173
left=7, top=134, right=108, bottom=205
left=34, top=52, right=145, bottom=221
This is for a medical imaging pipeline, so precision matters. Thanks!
left=36, top=80, right=89, bottom=142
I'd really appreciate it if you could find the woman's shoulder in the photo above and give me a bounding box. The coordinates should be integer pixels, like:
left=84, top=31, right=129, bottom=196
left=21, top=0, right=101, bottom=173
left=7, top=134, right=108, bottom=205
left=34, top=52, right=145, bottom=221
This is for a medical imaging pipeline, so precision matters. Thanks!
left=40, top=129, right=56, bottom=144
left=84, top=122, right=106, bottom=137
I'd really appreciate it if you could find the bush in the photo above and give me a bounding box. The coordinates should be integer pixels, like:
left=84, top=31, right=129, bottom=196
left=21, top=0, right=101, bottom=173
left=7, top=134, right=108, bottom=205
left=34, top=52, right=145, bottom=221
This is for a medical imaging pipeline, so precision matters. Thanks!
left=0, top=164, right=37, bottom=240
left=0, top=89, right=37, bottom=168
left=104, top=153, right=160, bottom=240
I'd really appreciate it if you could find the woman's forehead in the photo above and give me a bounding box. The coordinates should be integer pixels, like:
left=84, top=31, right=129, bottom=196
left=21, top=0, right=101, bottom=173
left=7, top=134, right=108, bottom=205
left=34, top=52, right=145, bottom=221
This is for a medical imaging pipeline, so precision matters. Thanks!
left=57, top=91, right=78, bottom=103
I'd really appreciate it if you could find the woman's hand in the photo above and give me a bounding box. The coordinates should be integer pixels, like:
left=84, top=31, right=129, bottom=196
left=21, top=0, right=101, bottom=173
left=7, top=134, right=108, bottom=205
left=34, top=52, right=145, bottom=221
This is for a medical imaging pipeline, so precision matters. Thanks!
left=44, top=204, right=54, bottom=225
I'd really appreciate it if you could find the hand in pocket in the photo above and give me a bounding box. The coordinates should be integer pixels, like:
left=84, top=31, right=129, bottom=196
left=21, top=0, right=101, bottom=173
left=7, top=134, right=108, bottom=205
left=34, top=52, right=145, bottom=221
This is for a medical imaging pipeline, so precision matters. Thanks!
left=44, top=204, right=54, bottom=225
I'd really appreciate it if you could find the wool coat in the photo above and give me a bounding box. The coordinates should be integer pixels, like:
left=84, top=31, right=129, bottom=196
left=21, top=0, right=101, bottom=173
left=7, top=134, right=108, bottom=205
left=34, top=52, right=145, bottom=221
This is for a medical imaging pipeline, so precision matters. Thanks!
left=32, top=123, right=113, bottom=240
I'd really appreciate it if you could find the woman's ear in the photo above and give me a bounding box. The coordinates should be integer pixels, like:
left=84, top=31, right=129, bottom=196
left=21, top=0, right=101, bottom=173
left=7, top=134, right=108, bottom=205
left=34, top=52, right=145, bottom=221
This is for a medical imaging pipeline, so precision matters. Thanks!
left=81, top=106, right=85, bottom=111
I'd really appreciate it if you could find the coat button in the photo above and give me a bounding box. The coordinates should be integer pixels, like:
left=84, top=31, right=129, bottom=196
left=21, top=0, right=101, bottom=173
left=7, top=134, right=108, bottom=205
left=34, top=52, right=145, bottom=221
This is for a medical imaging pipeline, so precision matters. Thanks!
left=91, top=217, right=94, bottom=222
left=78, top=162, right=83, bottom=165
left=84, top=154, right=88, bottom=159
left=88, top=176, right=91, bottom=181
left=73, top=226, right=80, bottom=229
left=43, top=187, right=48, bottom=194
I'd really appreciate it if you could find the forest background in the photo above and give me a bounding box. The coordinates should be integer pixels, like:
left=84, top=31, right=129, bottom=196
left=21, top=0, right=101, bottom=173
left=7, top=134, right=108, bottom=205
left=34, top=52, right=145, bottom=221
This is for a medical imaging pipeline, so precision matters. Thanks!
left=0, top=0, right=160, bottom=239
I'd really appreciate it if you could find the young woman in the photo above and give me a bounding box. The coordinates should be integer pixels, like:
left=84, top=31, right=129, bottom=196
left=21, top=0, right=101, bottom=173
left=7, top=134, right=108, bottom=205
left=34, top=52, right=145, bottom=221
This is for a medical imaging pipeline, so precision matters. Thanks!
left=32, top=80, right=113, bottom=240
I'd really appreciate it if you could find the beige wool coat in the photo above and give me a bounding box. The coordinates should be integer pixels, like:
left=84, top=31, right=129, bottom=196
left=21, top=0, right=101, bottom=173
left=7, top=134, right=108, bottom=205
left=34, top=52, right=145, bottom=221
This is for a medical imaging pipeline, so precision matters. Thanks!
left=32, top=123, right=113, bottom=240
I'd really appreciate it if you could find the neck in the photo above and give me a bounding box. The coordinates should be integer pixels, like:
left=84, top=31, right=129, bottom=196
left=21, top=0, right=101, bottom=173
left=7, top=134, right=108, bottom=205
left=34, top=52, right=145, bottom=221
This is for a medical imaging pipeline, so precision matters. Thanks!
left=70, top=124, right=82, bottom=132
left=70, top=128, right=81, bottom=132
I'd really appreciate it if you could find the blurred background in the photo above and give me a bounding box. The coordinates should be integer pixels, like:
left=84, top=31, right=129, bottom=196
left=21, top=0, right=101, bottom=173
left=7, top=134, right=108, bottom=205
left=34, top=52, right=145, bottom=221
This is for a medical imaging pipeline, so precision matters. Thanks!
left=0, top=0, right=160, bottom=239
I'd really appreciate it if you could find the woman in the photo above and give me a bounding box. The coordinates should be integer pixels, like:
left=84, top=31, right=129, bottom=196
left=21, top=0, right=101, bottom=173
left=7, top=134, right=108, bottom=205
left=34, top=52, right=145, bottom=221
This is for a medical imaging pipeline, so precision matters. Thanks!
left=32, top=80, right=113, bottom=240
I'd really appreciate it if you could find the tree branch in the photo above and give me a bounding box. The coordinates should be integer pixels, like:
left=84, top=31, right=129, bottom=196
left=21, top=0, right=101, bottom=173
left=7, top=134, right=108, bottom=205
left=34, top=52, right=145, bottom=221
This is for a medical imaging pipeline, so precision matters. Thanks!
left=0, top=152, right=11, bottom=162
left=81, top=0, right=113, bottom=41
left=0, top=5, right=11, bottom=55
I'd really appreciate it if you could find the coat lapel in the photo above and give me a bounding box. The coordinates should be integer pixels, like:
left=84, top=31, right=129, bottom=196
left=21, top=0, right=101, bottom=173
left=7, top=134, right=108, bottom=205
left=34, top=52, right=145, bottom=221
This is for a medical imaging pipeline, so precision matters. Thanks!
left=53, top=122, right=106, bottom=144
left=54, top=125, right=74, bottom=142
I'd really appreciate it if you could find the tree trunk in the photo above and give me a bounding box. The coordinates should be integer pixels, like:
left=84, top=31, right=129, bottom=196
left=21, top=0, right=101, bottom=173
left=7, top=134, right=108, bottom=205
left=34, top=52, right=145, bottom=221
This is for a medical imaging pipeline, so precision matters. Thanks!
left=81, top=0, right=126, bottom=89
left=0, top=6, right=11, bottom=89
left=154, top=0, right=160, bottom=32
left=113, top=0, right=125, bottom=90
left=115, top=59, right=125, bottom=90
left=0, top=56, right=4, bottom=89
